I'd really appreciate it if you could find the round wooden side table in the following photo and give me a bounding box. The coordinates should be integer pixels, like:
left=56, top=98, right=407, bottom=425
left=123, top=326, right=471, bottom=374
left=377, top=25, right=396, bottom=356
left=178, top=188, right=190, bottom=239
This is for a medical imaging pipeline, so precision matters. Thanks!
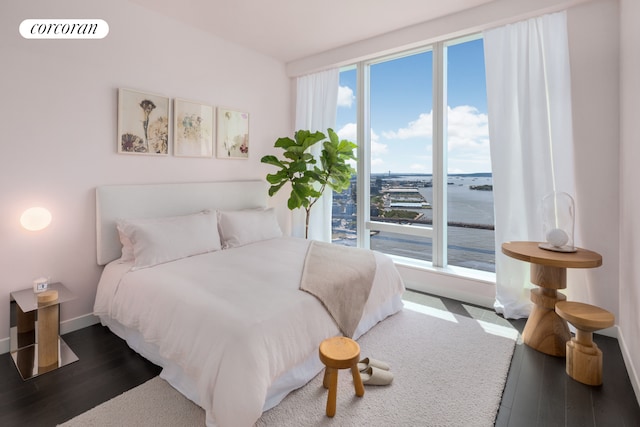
left=501, top=241, right=602, bottom=357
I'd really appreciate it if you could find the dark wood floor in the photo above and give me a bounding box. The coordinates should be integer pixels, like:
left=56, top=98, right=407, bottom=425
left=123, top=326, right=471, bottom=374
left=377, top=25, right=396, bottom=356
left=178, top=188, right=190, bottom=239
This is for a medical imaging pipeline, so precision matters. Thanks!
left=495, top=319, right=640, bottom=427
left=0, top=325, right=161, bottom=427
left=1, top=293, right=639, bottom=427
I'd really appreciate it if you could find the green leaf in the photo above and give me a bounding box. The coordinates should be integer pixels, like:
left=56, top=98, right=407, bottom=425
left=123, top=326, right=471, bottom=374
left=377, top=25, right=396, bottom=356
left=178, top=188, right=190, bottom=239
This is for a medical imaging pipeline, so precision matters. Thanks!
left=289, top=184, right=309, bottom=209
left=268, top=181, right=287, bottom=196
left=289, top=160, right=307, bottom=173
left=260, top=155, right=283, bottom=167
left=287, top=194, right=300, bottom=210
left=274, top=137, right=296, bottom=149
left=294, top=129, right=311, bottom=142
left=287, top=145, right=306, bottom=154
left=305, top=170, right=323, bottom=182
left=297, top=130, right=325, bottom=151
left=266, top=170, right=287, bottom=185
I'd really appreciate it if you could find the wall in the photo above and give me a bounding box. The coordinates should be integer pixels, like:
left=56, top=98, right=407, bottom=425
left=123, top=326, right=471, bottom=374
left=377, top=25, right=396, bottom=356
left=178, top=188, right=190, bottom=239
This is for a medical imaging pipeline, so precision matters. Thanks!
left=567, top=0, right=620, bottom=313
left=0, top=0, right=291, bottom=348
left=619, top=0, right=640, bottom=403
left=566, top=0, right=620, bottom=312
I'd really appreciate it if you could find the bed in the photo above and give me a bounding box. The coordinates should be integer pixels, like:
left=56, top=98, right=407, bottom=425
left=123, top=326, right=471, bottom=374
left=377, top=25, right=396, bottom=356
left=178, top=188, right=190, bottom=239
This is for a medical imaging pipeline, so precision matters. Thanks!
left=93, top=180, right=404, bottom=427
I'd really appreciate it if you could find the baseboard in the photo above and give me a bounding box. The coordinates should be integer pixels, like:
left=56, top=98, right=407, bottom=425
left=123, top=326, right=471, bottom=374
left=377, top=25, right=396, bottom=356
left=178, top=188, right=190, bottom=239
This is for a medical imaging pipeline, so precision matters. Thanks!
left=592, top=325, right=617, bottom=339
left=0, top=312, right=100, bottom=355
left=396, top=263, right=496, bottom=309
left=618, top=326, right=640, bottom=407
left=60, top=312, right=101, bottom=335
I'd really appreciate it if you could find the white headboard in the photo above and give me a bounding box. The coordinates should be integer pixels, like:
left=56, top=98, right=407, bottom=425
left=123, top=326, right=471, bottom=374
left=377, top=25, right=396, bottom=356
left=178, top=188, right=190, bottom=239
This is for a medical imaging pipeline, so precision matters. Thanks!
left=96, top=180, right=269, bottom=265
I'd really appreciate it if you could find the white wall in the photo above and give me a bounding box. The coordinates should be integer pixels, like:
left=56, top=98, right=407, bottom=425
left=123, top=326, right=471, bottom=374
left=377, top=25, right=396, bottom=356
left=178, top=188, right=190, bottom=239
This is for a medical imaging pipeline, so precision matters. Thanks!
left=0, top=0, right=291, bottom=346
left=619, top=0, right=640, bottom=403
left=566, top=0, right=620, bottom=313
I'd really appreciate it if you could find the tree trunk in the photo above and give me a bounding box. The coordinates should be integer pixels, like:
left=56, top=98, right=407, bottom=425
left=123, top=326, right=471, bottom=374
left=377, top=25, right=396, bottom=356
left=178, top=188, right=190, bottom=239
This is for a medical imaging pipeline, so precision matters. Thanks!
left=305, top=207, right=311, bottom=239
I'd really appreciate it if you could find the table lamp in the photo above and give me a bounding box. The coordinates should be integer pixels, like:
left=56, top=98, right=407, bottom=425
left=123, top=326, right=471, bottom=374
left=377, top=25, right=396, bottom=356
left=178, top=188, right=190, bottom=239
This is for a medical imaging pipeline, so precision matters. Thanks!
left=539, top=192, right=576, bottom=253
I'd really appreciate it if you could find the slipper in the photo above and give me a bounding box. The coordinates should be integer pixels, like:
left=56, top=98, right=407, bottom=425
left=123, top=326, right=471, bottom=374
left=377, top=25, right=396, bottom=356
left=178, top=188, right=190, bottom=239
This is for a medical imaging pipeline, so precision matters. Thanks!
left=360, top=366, right=394, bottom=386
left=357, top=357, right=391, bottom=372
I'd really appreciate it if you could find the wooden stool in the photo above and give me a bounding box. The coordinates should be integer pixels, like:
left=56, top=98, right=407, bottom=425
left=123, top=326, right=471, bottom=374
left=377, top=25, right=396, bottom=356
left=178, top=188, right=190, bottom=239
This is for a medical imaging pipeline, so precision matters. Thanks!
left=555, top=301, right=615, bottom=386
left=318, top=337, right=364, bottom=417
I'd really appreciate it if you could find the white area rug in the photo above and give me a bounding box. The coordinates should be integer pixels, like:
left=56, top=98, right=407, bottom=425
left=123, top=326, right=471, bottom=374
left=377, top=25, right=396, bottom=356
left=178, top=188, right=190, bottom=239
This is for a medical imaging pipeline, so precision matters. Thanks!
left=59, top=302, right=517, bottom=427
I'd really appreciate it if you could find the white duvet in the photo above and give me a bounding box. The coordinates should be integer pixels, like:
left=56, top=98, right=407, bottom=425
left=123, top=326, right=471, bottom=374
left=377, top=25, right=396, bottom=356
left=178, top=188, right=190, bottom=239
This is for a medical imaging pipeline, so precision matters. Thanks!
left=94, top=237, right=404, bottom=427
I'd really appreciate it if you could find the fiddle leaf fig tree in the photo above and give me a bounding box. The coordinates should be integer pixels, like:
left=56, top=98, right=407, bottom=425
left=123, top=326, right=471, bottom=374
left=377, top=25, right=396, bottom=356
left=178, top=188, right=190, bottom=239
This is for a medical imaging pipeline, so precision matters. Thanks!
left=261, top=128, right=357, bottom=238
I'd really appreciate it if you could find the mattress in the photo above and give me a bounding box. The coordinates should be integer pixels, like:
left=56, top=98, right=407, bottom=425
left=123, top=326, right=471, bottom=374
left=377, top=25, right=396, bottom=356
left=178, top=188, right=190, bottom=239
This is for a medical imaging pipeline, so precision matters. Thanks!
left=94, top=237, right=404, bottom=427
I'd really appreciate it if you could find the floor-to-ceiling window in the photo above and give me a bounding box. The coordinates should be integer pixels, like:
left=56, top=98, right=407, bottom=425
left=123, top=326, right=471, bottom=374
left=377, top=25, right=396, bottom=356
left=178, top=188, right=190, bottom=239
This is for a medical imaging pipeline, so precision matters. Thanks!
left=333, top=34, right=495, bottom=274
left=332, top=67, right=358, bottom=244
left=444, top=37, right=494, bottom=272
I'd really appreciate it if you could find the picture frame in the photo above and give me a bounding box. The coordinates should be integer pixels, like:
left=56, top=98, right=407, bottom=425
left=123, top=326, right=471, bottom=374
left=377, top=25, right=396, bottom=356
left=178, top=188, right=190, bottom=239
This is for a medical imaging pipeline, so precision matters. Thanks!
left=216, top=108, right=249, bottom=159
left=173, top=99, right=214, bottom=157
left=117, top=88, right=169, bottom=155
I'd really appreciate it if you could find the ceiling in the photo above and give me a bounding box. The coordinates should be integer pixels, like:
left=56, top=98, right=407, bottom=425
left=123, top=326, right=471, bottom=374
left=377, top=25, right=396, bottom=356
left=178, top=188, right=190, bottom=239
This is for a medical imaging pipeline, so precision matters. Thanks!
left=131, top=0, right=496, bottom=63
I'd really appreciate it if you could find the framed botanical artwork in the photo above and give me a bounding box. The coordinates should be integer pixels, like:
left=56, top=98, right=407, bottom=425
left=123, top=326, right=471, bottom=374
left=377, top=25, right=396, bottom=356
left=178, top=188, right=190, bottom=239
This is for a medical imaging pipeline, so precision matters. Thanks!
left=216, top=108, right=249, bottom=159
left=173, top=99, right=214, bottom=157
left=117, top=88, right=169, bottom=155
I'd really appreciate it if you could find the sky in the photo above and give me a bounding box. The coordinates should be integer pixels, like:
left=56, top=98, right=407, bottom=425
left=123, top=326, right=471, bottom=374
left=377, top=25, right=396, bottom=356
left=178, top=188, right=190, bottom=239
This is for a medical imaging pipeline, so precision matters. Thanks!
left=336, top=38, right=491, bottom=175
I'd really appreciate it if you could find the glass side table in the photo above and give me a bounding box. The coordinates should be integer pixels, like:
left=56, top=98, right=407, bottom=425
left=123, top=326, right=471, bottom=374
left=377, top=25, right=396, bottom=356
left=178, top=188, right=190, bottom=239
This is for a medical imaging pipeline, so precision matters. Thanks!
left=10, top=282, right=79, bottom=380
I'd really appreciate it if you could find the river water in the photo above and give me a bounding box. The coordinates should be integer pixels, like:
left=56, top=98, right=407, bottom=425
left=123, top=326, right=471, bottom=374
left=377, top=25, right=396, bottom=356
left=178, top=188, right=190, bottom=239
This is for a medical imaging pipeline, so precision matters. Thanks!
left=333, top=175, right=497, bottom=272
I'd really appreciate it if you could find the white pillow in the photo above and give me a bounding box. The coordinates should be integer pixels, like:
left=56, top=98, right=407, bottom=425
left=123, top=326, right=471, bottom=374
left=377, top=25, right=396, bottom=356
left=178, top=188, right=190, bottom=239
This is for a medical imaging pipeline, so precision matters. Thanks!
left=116, top=225, right=135, bottom=262
left=117, top=210, right=221, bottom=270
left=217, top=208, right=283, bottom=249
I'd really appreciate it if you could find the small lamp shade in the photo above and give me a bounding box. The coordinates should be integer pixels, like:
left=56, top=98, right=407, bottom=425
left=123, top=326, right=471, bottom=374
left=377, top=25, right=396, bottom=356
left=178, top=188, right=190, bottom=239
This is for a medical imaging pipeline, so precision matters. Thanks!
left=20, top=207, right=52, bottom=231
left=539, top=192, right=576, bottom=253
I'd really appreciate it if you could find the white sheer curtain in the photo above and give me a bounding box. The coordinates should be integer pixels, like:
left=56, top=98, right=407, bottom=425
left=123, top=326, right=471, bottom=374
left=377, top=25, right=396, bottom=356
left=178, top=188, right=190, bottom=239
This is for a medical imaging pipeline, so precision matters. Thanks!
left=484, top=11, right=575, bottom=319
left=293, top=68, right=340, bottom=241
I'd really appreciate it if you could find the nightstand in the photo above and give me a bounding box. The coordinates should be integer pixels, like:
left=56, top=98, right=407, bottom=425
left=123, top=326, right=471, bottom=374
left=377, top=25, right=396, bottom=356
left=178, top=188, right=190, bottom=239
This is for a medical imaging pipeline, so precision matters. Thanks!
left=9, top=282, right=79, bottom=380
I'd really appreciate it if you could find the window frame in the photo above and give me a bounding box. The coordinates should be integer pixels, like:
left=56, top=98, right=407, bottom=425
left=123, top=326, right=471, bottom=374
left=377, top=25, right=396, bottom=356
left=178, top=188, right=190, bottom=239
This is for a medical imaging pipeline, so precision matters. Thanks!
left=345, top=33, right=493, bottom=277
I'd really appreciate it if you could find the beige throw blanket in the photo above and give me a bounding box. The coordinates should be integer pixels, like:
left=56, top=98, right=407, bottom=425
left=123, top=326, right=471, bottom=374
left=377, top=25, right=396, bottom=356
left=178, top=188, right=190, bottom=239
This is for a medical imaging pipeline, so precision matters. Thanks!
left=300, top=241, right=376, bottom=338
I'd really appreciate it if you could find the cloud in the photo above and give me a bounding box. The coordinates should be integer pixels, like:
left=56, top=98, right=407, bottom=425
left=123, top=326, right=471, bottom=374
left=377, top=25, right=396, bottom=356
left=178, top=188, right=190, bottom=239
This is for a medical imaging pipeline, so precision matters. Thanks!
left=378, top=105, right=491, bottom=173
left=382, top=106, right=487, bottom=144
left=370, top=132, right=387, bottom=156
left=382, top=112, right=432, bottom=140
left=336, top=123, right=387, bottom=156
left=337, top=122, right=388, bottom=168
left=445, top=106, right=490, bottom=172
left=338, top=106, right=490, bottom=174
left=336, top=122, right=357, bottom=142
left=337, top=85, right=355, bottom=108
left=446, top=105, right=489, bottom=151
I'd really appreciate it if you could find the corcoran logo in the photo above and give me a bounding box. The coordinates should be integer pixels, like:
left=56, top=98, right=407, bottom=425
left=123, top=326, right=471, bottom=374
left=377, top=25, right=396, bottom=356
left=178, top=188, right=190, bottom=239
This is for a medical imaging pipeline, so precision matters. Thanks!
left=19, top=19, right=109, bottom=39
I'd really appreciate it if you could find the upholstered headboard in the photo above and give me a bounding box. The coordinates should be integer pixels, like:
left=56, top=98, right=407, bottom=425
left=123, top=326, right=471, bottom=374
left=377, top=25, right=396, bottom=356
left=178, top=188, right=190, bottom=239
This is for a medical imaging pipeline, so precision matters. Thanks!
left=96, top=180, right=269, bottom=265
